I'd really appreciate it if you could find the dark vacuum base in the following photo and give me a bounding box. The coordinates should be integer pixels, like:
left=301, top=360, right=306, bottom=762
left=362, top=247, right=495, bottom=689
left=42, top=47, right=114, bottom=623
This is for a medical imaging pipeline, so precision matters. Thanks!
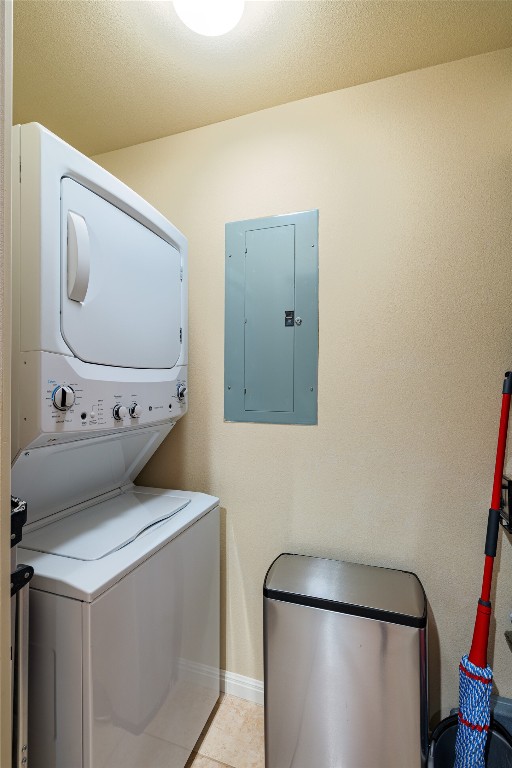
left=430, top=714, right=512, bottom=767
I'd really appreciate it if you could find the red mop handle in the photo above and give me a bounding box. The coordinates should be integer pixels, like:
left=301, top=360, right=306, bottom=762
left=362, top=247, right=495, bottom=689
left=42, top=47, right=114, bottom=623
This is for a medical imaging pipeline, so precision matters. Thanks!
left=469, top=372, right=512, bottom=668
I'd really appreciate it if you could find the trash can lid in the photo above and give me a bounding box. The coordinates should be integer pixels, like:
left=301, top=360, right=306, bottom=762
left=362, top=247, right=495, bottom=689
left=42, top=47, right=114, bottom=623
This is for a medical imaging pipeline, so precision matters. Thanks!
left=264, top=554, right=427, bottom=628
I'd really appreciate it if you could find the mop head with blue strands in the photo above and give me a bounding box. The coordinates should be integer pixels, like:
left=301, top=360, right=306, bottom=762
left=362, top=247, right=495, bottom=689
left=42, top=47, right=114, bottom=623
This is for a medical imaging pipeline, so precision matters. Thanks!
left=454, top=654, right=493, bottom=767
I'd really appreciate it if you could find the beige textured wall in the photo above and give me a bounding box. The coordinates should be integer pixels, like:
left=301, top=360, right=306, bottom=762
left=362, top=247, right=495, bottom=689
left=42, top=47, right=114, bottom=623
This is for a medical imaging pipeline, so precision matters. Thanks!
left=95, top=48, right=512, bottom=720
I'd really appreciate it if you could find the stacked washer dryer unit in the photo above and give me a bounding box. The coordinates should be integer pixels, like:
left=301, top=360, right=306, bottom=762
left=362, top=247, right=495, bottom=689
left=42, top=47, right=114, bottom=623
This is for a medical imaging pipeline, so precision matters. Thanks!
left=11, top=123, right=220, bottom=768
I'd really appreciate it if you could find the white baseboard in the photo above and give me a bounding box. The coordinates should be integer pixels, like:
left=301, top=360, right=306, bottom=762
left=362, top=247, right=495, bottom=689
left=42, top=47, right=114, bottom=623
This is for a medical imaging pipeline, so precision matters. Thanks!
left=220, top=670, right=264, bottom=706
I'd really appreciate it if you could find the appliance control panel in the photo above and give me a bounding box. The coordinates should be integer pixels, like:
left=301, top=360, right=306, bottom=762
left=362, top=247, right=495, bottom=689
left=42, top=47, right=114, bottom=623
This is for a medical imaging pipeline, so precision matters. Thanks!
left=44, top=379, right=187, bottom=432
left=44, top=381, right=186, bottom=430
left=15, top=351, right=188, bottom=452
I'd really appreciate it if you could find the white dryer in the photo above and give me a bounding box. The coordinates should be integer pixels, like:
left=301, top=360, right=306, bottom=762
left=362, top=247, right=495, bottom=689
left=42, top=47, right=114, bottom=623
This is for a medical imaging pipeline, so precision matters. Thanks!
left=11, top=124, right=219, bottom=768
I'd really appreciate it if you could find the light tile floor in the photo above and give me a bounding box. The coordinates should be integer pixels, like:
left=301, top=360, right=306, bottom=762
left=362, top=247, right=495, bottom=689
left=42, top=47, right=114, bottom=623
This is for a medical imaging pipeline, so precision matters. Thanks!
left=186, top=694, right=264, bottom=768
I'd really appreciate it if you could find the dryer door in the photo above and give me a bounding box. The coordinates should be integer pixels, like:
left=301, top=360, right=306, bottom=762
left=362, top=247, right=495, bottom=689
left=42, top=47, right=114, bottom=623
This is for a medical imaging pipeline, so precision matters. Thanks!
left=60, top=177, right=182, bottom=369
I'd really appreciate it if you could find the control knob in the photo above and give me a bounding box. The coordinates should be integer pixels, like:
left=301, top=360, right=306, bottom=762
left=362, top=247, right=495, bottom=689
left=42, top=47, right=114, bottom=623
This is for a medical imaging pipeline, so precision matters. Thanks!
left=177, top=384, right=187, bottom=402
left=129, top=403, right=142, bottom=419
left=52, top=385, right=76, bottom=411
left=113, top=404, right=128, bottom=421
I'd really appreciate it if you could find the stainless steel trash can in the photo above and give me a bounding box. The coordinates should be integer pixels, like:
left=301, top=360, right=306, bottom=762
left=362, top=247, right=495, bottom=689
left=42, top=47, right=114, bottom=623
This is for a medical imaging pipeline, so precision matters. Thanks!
left=263, top=554, right=428, bottom=768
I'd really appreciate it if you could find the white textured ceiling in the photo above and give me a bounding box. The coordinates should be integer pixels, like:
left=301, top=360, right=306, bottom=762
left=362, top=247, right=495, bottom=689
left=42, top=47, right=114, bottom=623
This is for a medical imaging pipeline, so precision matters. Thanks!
left=13, top=0, right=512, bottom=156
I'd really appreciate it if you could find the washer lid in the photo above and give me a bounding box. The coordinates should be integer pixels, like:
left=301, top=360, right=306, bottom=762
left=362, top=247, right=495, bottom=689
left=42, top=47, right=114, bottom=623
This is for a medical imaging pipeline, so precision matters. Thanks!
left=11, top=424, right=172, bottom=526
left=23, top=491, right=190, bottom=561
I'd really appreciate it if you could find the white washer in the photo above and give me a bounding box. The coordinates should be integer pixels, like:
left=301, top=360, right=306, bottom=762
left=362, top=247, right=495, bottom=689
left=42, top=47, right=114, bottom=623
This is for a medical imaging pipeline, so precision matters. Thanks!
left=19, top=487, right=220, bottom=768
left=11, top=124, right=219, bottom=768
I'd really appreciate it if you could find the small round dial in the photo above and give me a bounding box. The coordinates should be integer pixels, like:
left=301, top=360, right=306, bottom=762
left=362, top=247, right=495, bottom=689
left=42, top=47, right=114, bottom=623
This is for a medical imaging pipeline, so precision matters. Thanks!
left=52, top=385, right=76, bottom=411
left=113, top=404, right=128, bottom=421
left=129, top=403, right=142, bottom=419
left=177, top=385, right=187, bottom=402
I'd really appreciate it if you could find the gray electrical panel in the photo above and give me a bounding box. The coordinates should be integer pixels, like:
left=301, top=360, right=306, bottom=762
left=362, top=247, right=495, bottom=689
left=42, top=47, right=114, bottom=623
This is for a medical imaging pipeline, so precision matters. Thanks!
left=225, top=210, right=318, bottom=425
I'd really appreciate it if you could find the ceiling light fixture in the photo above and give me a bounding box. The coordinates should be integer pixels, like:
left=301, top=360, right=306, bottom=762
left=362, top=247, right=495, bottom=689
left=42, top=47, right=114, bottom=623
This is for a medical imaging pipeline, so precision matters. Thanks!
left=173, top=0, right=245, bottom=37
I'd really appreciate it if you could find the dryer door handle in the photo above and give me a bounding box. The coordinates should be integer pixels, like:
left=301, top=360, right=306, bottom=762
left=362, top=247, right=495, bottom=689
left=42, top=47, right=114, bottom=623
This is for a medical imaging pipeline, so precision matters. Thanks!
left=67, top=211, right=90, bottom=303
